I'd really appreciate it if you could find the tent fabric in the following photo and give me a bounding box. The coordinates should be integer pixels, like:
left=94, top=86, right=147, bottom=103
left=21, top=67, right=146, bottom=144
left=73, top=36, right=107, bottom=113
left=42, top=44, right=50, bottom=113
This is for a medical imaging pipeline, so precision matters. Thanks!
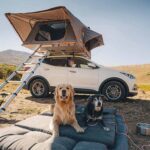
left=6, top=6, right=104, bottom=58
left=6, top=7, right=69, bottom=42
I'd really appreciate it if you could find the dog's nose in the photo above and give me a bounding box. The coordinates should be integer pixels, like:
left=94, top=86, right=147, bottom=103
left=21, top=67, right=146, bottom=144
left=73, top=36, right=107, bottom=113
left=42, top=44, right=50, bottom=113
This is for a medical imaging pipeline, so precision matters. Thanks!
left=62, top=90, right=66, bottom=96
left=98, top=102, right=101, bottom=106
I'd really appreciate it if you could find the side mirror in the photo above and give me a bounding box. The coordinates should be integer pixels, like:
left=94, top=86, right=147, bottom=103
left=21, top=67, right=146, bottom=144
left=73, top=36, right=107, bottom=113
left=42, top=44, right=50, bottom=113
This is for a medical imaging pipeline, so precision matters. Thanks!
left=88, top=63, right=96, bottom=68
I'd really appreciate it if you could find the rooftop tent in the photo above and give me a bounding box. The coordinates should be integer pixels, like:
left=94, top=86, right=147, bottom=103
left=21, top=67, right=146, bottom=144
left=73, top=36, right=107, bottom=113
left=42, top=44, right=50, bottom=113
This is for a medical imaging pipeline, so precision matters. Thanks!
left=6, top=6, right=104, bottom=58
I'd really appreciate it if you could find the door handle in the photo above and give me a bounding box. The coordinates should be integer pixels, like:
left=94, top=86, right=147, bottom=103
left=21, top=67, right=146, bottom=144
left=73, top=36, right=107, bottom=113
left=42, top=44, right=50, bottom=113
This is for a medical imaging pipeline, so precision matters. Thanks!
left=69, top=70, right=76, bottom=73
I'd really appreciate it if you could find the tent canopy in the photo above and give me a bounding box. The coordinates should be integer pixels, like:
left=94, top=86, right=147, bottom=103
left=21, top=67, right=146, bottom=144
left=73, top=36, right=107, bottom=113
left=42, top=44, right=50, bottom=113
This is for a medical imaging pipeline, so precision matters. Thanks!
left=6, top=6, right=104, bottom=58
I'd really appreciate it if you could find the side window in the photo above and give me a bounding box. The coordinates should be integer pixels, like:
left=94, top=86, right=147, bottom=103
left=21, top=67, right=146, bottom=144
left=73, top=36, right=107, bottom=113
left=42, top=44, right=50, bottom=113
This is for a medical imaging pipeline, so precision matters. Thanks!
left=35, top=21, right=67, bottom=41
left=43, top=58, right=51, bottom=64
left=74, top=58, right=91, bottom=69
left=43, top=58, right=67, bottom=67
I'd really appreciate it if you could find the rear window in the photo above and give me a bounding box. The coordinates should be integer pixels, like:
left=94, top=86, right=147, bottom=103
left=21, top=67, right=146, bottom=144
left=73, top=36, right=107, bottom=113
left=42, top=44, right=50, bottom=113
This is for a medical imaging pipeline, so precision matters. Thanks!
left=35, top=21, right=67, bottom=41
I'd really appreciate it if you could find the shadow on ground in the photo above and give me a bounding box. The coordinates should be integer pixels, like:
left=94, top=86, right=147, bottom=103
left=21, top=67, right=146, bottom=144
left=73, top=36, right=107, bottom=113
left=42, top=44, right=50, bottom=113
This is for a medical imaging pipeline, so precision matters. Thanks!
left=25, top=94, right=90, bottom=104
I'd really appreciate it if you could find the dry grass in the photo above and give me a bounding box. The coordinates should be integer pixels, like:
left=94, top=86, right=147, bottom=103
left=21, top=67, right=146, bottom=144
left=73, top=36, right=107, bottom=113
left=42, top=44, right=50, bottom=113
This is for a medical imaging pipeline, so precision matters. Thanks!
left=0, top=79, right=28, bottom=94
left=138, top=84, right=150, bottom=92
left=18, top=107, right=41, bottom=114
left=113, top=64, right=150, bottom=84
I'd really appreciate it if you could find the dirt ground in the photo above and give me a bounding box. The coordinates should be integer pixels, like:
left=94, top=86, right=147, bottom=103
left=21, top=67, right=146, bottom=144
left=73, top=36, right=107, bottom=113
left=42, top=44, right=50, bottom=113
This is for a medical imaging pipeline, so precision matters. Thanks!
left=0, top=88, right=150, bottom=150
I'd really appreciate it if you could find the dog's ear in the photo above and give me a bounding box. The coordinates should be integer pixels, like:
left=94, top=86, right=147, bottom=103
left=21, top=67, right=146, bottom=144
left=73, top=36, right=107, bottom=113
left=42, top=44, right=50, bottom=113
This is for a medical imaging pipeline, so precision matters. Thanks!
left=69, top=85, right=74, bottom=100
left=87, top=95, right=93, bottom=103
left=54, top=86, right=59, bottom=102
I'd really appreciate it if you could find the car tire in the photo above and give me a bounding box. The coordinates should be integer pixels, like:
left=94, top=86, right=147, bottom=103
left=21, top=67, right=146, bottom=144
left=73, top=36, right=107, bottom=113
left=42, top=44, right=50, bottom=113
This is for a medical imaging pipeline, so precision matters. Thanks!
left=29, top=79, right=49, bottom=98
left=101, top=81, right=126, bottom=101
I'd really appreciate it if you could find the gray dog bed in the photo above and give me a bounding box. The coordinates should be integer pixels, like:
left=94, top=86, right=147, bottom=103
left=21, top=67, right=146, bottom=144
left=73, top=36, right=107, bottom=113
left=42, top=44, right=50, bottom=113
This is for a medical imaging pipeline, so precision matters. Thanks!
left=0, top=107, right=128, bottom=150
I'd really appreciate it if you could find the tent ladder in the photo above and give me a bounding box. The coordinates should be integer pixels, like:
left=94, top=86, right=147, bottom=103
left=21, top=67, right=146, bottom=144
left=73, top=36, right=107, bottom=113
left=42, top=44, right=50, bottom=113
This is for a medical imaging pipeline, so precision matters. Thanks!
left=0, top=46, right=42, bottom=90
left=0, top=49, right=50, bottom=114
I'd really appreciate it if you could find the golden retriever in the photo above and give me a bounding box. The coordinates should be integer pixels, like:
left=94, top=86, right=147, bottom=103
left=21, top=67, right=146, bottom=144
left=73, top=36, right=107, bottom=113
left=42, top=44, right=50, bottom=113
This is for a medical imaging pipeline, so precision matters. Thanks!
left=50, top=84, right=84, bottom=137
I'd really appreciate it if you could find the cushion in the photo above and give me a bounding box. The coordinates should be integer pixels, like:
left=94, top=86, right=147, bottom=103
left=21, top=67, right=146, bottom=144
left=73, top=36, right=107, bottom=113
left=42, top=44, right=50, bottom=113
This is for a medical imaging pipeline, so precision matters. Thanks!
left=31, top=137, right=76, bottom=150
left=112, top=114, right=128, bottom=150
left=73, top=141, right=108, bottom=150
left=8, top=131, right=50, bottom=150
left=58, top=112, right=116, bottom=146
left=0, top=135, right=23, bottom=150
left=15, top=109, right=116, bottom=147
left=15, top=115, right=50, bottom=133
left=59, top=122, right=115, bottom=146
left=0, top=126, right=29, bottom=138
left=0, top=108, right=122, bottom=150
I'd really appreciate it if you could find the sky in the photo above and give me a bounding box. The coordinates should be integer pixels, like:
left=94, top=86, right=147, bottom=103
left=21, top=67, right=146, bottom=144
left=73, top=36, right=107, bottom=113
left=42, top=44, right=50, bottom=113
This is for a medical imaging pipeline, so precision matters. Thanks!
left=0, top=0, right=150, bottom=66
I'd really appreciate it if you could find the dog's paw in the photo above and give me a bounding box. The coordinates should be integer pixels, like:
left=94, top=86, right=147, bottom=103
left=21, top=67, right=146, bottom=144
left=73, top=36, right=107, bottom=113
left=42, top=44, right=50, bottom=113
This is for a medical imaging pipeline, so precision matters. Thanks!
left=76, top=127, right=85, bottom=133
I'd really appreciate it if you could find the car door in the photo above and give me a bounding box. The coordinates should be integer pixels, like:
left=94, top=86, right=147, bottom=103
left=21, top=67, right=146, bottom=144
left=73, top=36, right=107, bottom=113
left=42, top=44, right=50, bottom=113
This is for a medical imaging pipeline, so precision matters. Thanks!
left=68, top=57, right=99, bottom=90
left=40, top=57, right=69, bottom=86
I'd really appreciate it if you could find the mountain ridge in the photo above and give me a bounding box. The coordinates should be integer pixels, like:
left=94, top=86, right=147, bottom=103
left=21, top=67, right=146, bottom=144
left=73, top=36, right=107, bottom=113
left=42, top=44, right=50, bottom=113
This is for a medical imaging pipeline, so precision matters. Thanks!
left=0, top=50, right=30, bottom=65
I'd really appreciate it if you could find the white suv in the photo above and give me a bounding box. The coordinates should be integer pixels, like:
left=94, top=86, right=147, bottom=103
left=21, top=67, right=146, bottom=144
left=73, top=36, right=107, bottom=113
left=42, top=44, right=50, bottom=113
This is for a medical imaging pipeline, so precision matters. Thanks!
left=23, top=55, right=137, bottom=101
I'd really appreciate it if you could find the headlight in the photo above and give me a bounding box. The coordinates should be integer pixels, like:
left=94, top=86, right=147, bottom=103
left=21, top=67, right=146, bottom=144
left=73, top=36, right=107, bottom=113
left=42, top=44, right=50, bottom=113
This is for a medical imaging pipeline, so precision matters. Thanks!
left=120, top=72, right=135, bottom=79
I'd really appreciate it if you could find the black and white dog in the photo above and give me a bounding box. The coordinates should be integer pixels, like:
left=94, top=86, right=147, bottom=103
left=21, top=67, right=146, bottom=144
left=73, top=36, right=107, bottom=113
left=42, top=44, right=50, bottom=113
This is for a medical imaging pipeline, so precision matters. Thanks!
left=85, top=95, right=110, bottom=131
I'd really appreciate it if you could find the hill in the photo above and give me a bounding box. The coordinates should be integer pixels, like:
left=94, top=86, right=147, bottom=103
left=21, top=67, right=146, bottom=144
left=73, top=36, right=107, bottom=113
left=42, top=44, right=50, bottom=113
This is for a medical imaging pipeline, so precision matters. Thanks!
left=0, top=50, right=30, bottom=65
left=113, top=64, right=150, bottom=84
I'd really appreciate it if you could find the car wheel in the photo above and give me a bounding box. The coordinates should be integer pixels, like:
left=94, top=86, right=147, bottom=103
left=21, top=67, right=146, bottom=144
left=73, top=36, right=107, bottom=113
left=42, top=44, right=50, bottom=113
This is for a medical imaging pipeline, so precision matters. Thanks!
left=29, top=79, right=49, bottom=98
left=101, top=81, right=126, bottom=101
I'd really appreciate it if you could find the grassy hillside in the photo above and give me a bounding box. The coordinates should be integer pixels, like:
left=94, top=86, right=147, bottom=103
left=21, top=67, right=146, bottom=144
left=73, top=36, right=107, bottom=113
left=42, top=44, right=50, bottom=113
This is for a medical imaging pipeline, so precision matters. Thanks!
left=0, top=64, right=21, bottom=80
left=114, top=64, right=150, bottom=91
left=114, top=64, right=150, bottom=84
left=0, top=50, right=30, bottom=65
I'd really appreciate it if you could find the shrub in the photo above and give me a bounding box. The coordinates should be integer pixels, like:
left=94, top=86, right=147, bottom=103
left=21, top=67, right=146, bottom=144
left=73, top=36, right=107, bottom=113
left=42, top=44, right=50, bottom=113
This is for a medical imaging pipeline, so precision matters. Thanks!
left=0, top=64, right=21, bottom=80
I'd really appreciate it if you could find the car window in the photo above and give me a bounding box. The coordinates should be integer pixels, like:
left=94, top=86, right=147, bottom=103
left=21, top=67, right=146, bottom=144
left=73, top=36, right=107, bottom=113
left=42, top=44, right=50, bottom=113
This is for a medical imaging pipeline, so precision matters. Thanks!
left=74, top=58, right=93, bottom=69
left=35, top=21, right=67, bottom=41
left=43, top=58, right=67, bottom=67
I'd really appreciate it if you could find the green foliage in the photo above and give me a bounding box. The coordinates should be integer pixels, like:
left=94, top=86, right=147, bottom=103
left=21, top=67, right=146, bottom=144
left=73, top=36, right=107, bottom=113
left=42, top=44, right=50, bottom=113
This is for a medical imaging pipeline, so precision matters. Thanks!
left=0, top=64, right=21, bottom=80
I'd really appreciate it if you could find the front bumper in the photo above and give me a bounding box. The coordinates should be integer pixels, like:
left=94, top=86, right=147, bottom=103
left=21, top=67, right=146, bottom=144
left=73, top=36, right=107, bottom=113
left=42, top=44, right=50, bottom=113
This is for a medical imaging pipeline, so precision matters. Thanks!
left=127, top=83, right=138, bottom=97
left=128, top=92, right=138, bottom=97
